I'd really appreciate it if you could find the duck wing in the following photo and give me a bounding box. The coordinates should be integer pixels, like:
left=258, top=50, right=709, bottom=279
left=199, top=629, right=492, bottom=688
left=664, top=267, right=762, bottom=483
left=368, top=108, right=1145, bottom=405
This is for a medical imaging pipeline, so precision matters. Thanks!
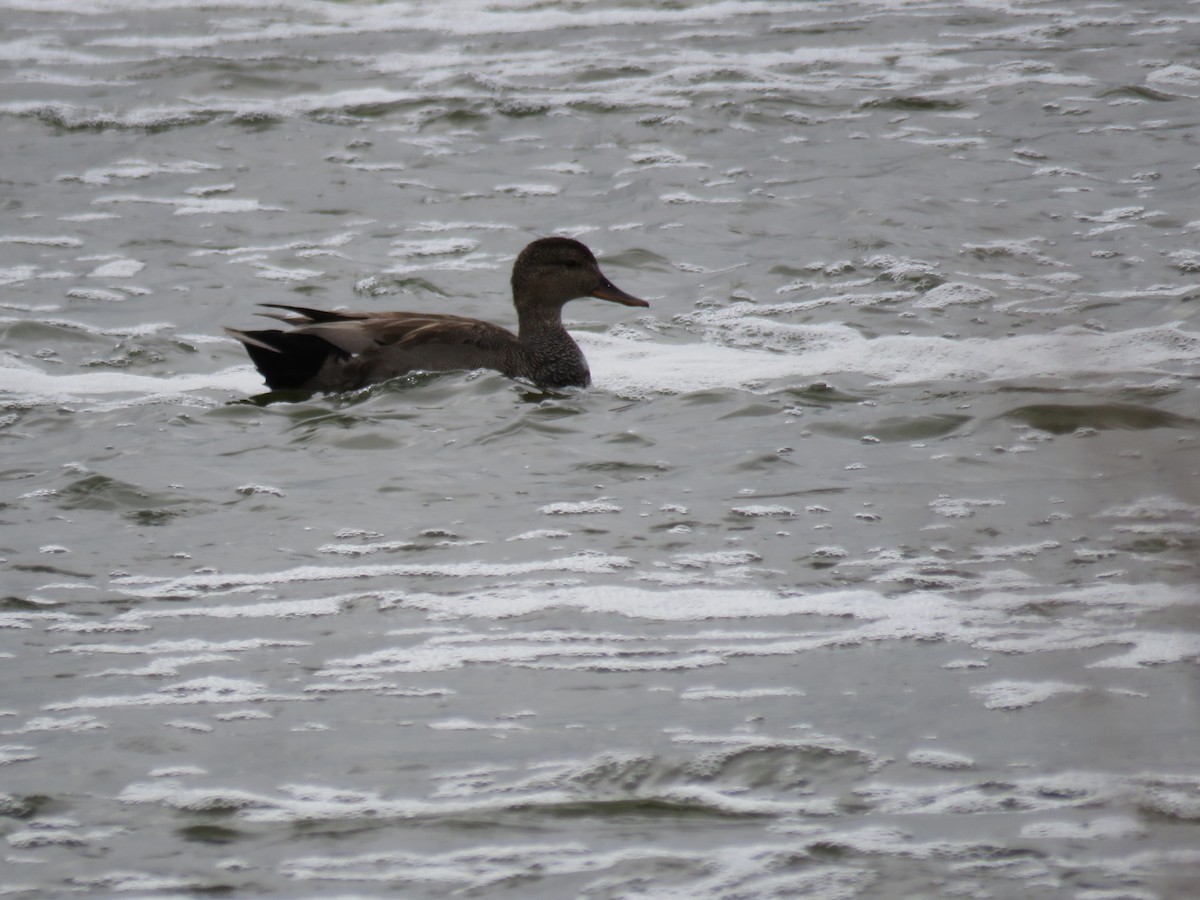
left=297, top=313, right=517, bottom=356
left=227, top=307, right=522, bottom=392
left=344, top=315, right=523, bottom=385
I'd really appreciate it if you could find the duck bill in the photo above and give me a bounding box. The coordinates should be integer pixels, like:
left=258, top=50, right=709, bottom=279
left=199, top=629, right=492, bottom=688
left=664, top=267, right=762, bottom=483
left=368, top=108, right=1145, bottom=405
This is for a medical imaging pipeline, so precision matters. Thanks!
left=591, top=276, right=649, bottom=308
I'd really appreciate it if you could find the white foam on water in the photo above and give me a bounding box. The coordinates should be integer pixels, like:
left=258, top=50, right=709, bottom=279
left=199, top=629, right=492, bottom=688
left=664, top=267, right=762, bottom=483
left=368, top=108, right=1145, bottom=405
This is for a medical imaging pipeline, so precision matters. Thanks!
left=0, top=362, right=261, bottom=404
left=317, top=540, right=415, bottom=557
left=0, top=745, right=39, bottom=765
left=119, top=740, right=867, bottom=838
left=1020, top=815, right=1146, bottom=841
left=55, top=1, right=832, bottom=45
left=65, top=287, right=126, bottom=302
left=393, top=586, right=865, bottom=621
left=1087, top=632, right=1200, bottom=669
left=906, top=749, right=975, bottom=770
left=581, top=323, right=1200, bottom=395
left=427, top=717, right=528, bottom=732
left=119, top=597, right=346, bottom=621
left=316, top=636, right=682, bottom=677
left=0, top=99, right=210, bottom=128
left=856, top=770, right=1126, bottom=816
left=0, top=234, right=83, bottom=247
left=87, top=258, right=145, bottom=278
left=63, top=159, right=221, bottom=186
left=112, top=553, right=635, bottom=600
left=730, top=505, right=797, bottom=518
left=972, top=540, right=1060, bottom=562
left=92, top=655, right=241, bottom=678
left=94, top=193, right=284, bottom=216
left=192, top=231, right=359, bottom=258
left=1100, top=495, right=1200, bottom=520
left=278, top=843, right=685, bottom=890
left=1030, top=582, right=1196, bottom=613
left=3, top=319, right=1195, bottom=408
left=970, top=679, right=1087, bottom=710
left=183, top=578, right=1195, bottom=680
left=911, top=282, right=998, bottom=309
left=6, top=714, right=108, bottom=734
left=389, top=237, right=480, bottom=257
left=52, top=637, right=306, bottom=657
left=0, top=265, right=42, bottom=287
left=46, top=676, right=312, bottom=711
left=523, top=652, right=727, bottom=673
left=673, top=550, right=761, bottom=568
left=681, top=687, right=805, bottom=701
left=247, top=263, right=320, bottom=282
left=0, top=34, right=117, bottom=66
left=507, top=529, right=572, bottom=541
left=1146, top=63, right=1200, bottom=95
left=538, top=499, right=622, bottom=515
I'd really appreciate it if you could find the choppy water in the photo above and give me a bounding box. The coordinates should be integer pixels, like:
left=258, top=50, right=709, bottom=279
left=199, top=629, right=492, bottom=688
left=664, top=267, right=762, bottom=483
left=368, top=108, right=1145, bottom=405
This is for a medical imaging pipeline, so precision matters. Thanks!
left=3, top=1, right=1199, bottom=896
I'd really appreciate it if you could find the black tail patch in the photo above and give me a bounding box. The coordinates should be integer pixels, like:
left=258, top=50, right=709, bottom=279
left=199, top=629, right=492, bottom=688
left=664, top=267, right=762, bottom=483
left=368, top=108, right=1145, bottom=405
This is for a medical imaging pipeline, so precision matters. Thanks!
left=231, top=329, right=349, bottom=391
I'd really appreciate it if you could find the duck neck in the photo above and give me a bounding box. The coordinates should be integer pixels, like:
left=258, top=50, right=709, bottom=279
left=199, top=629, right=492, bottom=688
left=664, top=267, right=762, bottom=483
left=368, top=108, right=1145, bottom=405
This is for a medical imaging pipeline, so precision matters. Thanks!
left=514, top=299, right=590, bottom=387
left=515, top=298, right=566, bottom=338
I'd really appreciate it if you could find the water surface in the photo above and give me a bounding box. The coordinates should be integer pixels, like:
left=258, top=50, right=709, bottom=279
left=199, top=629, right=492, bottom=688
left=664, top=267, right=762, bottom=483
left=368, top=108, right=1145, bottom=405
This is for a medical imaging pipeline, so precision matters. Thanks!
left=2, top=1, right=1199, bottom=896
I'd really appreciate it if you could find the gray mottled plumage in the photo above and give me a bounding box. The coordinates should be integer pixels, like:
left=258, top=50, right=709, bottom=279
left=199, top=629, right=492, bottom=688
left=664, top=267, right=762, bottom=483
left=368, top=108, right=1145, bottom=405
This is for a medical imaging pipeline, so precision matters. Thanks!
left=225, top=237, right=648, bottom=393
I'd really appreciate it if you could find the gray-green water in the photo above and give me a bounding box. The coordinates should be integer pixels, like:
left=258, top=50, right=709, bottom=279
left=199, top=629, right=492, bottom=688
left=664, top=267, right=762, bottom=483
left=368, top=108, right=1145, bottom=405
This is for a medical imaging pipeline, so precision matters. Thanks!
left=2, top=1, right=1199, bottom=896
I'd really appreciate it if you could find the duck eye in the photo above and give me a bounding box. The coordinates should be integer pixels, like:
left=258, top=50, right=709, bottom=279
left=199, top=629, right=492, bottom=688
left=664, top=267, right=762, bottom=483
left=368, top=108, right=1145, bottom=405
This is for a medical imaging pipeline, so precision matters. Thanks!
left=564, top=259, right=582, bottom=270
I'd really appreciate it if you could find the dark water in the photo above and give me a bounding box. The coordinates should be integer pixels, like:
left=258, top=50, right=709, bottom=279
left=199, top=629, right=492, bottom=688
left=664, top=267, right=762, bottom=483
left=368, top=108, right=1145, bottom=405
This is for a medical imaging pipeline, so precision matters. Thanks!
left=2, top=1, right=1199, bottom=896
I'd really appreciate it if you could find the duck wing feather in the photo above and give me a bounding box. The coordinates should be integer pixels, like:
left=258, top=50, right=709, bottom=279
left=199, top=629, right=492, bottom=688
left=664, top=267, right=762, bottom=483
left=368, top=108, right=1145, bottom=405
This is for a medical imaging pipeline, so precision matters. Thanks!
left=293, top=314, right=517, bottom=356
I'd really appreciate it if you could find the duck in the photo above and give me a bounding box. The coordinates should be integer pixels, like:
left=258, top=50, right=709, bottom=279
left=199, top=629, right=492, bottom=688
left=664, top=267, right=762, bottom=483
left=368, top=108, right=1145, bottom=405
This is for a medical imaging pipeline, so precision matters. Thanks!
left=225, top=237, right=649, bottom=393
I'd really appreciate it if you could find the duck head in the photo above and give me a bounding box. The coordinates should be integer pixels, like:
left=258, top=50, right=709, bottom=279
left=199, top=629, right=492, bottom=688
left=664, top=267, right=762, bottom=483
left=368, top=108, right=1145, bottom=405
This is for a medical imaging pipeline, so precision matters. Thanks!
left=511, top=237, right=649, bottom=312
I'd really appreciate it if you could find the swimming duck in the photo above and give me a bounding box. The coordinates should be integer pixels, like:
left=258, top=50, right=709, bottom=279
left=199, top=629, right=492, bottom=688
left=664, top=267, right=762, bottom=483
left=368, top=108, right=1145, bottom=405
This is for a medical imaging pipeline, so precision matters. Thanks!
left=225, top=237, right=648, bottom=393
